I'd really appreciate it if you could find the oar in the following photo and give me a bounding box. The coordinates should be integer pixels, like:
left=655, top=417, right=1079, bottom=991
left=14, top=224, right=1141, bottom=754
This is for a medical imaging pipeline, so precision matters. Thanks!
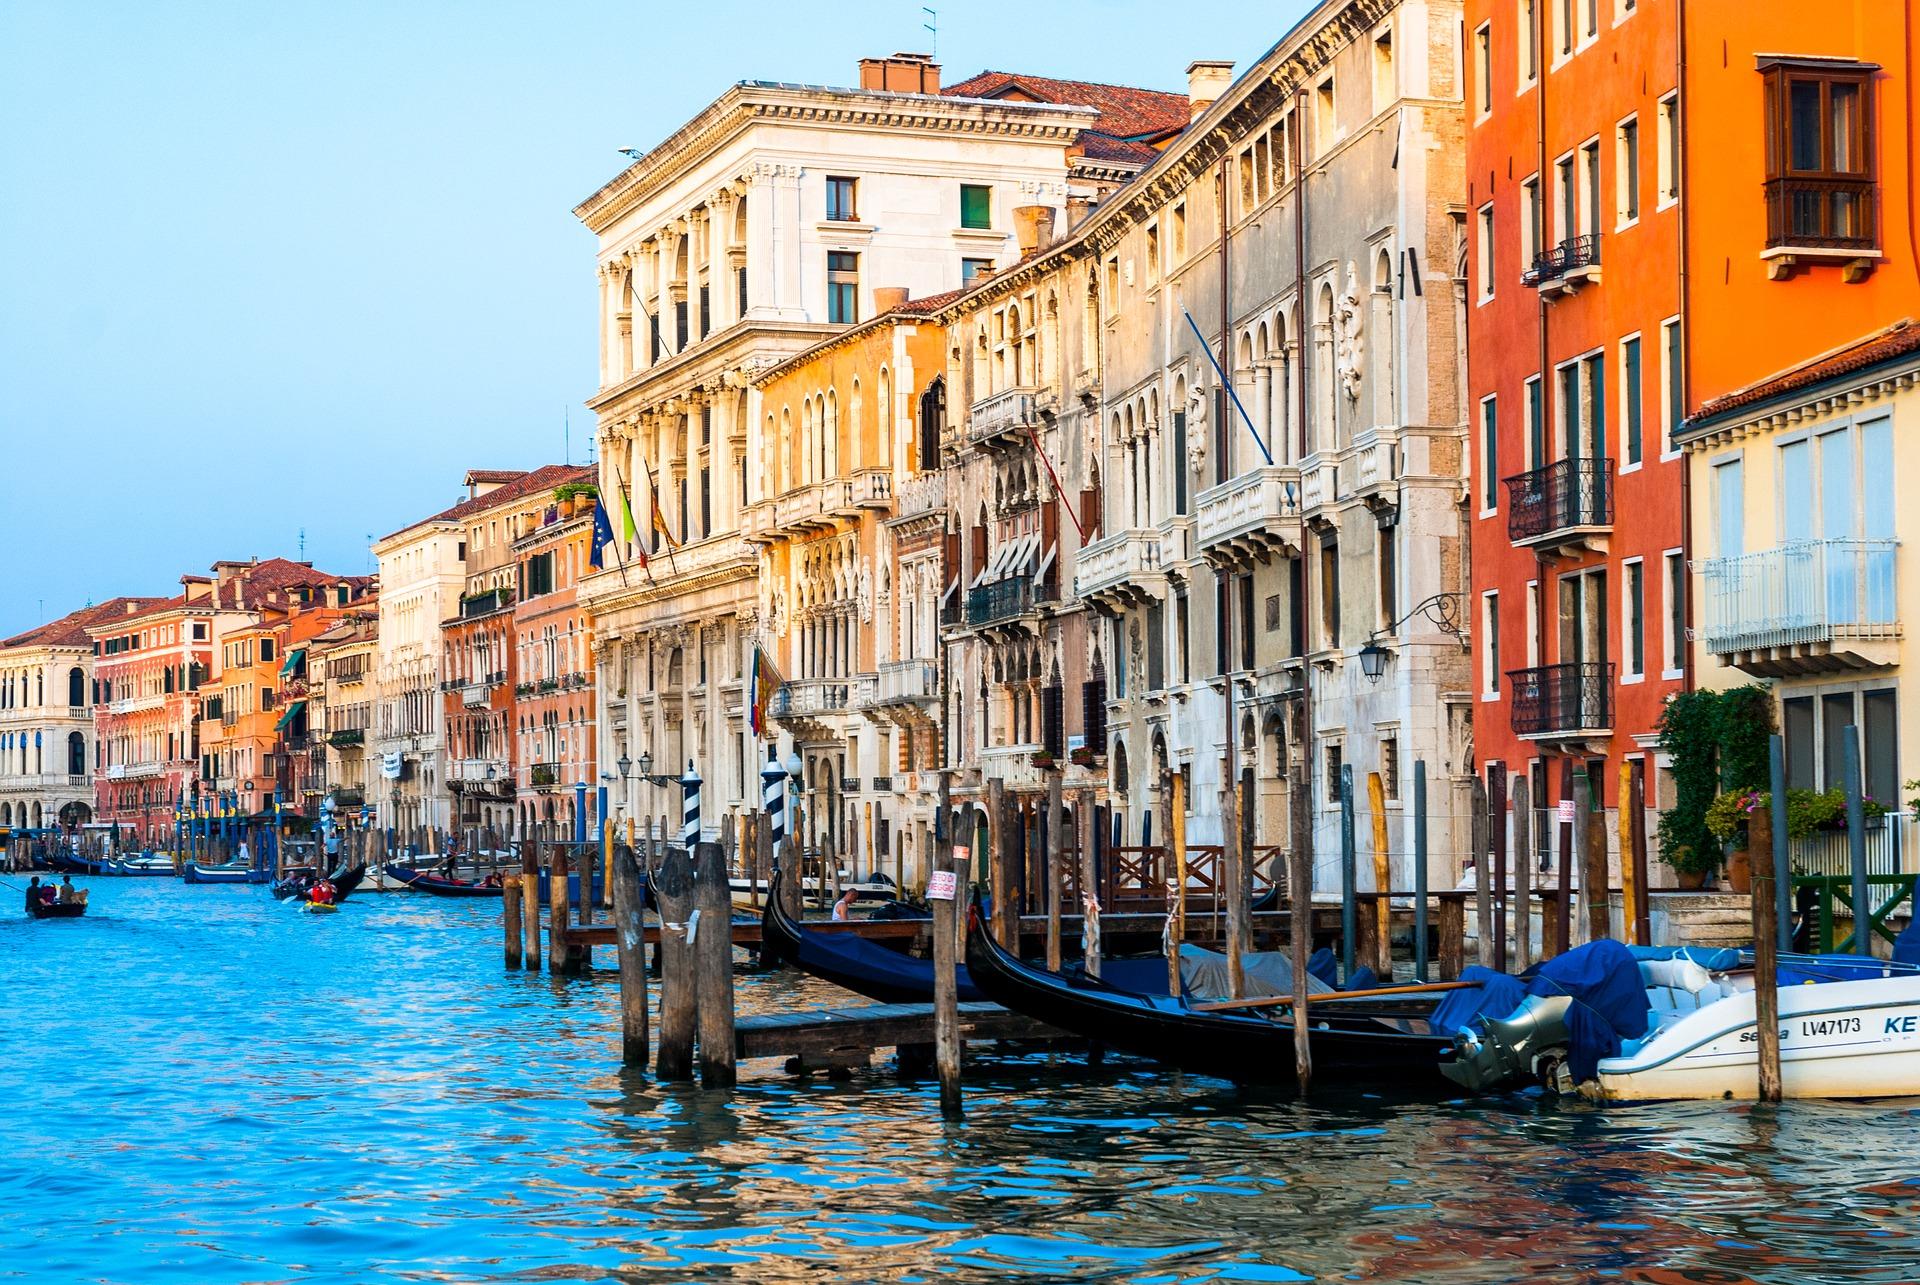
left=1191, top=979, right=1478, bottom=1013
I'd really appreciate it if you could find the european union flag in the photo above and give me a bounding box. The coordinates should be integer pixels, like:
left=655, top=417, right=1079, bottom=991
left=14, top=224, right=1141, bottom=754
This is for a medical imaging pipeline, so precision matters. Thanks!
left=589, top=499, right=616, bottom=569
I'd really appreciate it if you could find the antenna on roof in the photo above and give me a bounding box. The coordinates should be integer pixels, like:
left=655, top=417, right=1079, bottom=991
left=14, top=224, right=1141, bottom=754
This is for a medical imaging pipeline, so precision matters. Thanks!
left=299, top=527, right=306, bottom=559
left=564, top=403, right=570, bottom=465
left=922, top=6, right=937, bottom=60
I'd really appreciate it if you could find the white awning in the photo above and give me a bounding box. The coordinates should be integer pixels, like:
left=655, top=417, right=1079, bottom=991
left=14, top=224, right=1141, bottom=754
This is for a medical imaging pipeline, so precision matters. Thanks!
left=1033, top=540, right=1056, bottom=586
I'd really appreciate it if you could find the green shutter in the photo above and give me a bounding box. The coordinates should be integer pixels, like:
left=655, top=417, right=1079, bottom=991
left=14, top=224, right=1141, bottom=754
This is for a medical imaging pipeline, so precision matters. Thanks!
left=961, top=184, right=991, bottom=230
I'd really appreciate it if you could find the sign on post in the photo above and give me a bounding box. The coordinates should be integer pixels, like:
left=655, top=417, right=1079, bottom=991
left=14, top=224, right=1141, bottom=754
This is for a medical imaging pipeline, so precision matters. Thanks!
left=927, top=870, right=958, bottom=901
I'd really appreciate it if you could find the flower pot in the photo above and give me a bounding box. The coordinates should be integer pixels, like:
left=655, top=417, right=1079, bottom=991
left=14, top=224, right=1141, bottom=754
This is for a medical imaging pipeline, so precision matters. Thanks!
left=1725, top=847, right=1752, bottom=895
left=1674, top=867, right=1709, bottom=891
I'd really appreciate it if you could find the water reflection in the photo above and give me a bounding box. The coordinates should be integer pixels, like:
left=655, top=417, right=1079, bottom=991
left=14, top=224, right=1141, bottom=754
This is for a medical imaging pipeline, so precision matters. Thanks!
left=4, top=883, right=1919, bottom=1283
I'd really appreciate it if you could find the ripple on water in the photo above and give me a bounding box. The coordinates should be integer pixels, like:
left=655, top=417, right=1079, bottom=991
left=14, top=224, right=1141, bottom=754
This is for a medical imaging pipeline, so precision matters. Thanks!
left=6, top=883, right=1920, bottom=1284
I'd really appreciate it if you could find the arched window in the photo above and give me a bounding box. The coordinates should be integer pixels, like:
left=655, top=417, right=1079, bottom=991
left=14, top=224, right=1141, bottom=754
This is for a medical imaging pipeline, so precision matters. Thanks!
left=917, top=376, right=945, bottom=472
left=68, top=731, right=85, bottom=777
left=877, top=367, right=892, bottom=466
left=68, top=667, right=84, bottom=708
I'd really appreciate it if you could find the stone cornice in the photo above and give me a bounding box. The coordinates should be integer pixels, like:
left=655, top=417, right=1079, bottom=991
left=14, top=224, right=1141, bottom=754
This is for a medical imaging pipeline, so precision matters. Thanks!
left=1679, top=359, right=1920, bottom=453
left=574, top=82, right=1097, bottom=234
left=587, top=320, right=839, bottom=416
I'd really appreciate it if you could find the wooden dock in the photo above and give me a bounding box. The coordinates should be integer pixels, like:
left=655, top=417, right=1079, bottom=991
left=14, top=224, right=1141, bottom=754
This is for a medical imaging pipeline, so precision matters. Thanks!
left=735, top=1001, right=1067, bottom=1073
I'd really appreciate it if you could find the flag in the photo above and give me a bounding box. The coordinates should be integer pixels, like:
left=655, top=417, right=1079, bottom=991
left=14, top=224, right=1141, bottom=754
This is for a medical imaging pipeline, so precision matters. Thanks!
left=613, top=464, right=639, bottom=544
left=589, top=495, right=616, bottom=569
left=641, top=456, right=679, bottom=549
left=747, top=642, right=783, bottom=740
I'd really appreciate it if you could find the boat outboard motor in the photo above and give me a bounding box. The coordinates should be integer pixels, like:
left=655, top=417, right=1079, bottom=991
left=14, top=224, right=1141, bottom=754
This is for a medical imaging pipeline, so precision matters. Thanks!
left=1440, top=994, right=1573, bottom=1093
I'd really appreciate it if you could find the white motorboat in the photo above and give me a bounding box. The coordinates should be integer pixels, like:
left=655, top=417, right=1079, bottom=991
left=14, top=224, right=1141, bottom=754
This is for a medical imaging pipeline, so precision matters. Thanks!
left=1591, top=955, right=1920, bottom=1102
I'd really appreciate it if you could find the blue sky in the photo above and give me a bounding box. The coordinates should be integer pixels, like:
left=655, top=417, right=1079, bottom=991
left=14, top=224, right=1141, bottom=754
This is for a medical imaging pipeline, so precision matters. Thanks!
left=0, top=0, right=1309, bottom=637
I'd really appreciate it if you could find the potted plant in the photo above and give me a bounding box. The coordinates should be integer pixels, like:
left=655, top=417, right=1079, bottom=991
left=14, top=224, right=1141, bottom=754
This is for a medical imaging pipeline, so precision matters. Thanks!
left=1031, top=748, right=1057, bottom=770
left=552, top=480, right=597, bottom=517
left=1069, top=745, right=1098, bottom=768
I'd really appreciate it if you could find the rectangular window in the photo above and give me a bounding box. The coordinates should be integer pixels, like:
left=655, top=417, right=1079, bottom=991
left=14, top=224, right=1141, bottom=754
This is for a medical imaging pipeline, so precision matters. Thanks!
left=1580, top=139, right=1601, bottom=237
left=1105, top=256, right=1120, bottom=312
left=1377, top=524, right=1396, bottom=628
left=826, top=175, right=857, bottom=222
left=961, top=257, right=993, bottom=283
left=698, top=284, right=710, bottom=339
left=1320, top=537, right=1341, bottom=649
left=1557, top=0, right=1573, bottom=57
left=1555, top=153, right=1576, bottom=243
left=1713, top=455, right=1744, bottom=558
left=1172, top=411, right=1188, bottom=513
left=1174, top=590, right=1191, bottom=684
left=1316, top=76, right=1336, bottom=152
left=1664, top=549, right=1685, bottom=675
left=1620, top=335, right=1643, bottom=466
left=1373, top=26, right=1394, bottom=110
left=1784, top=695, right=1816, bottom=791
left=1519, top=0, right=1538, bottom=84
left=1616, top=116, right=1640, bottom=223
left=1171, top=202, right=1188, bottom=258
left=1382, top=734, right=1400, bottom=800
left=960, top=183, right=992, bottom=230
left=1476, top=203, right=1495, bottom=301
left=827, top=251, right=859, bottom=324
left=1480, top=395, right=1499, bottom=511
left=1657, top=93, right=1679, bottom=205
left=1623, top=558, right=1645, bottom=679
left=1762, top=61, right=1876, bottom=250
left=1521, top=174, right=1542, bottom=270
left=1482, top=591, right=1501, bottom=697
left=1327, top=742, right=1344, bottom=802
left=1526, top=375, right=1544, bottom=469
left=1583, top=0, right=1598, bottom=39
left=1146, top=223, right=1160, bottom=282
left=1821, top=693, right=1854, bottom=792
left=1661, top=317, right=1682, bottom=451
left=1864, top=687, right=1898, bottom=807
left=1474, top=23, right=1492, bottom=117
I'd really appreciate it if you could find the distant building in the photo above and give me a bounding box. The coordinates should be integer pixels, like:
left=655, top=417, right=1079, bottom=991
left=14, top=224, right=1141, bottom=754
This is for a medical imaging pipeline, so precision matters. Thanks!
left=0, top=598, right=163, bottom=834
left=306, top=604, right=379, bottom=828
left=509, top=475, right=598, bottom=837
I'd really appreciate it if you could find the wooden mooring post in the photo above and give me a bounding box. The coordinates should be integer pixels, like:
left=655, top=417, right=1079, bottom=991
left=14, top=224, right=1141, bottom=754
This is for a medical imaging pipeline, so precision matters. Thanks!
left=548, top=845, right=576, bottom=976
left=520, top=839, right=541, bottom=970
left=1752, top=736, right=1784, bottom=1103
left=503, top=880, right=523, bottom=969
left=1512, top=776, right=1533, bottom=970
left=1413, top=760, right=1429, bottom=982
left=1045, top=769, right=1064, bottom=975
left=611, top=840, right=649, bottom=1068
left=932, top=834, right=964, bottom=1121
left=693, top=841, right=737, bottom=1088
left=1368, top=771, right=1391, bottom=977
left=1471, top=777, right=1491, bottom=967
left=654, top=843, right=698, bottom=1080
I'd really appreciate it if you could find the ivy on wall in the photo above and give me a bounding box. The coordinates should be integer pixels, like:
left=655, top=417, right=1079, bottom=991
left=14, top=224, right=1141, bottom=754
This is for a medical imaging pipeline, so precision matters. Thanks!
left=1655, top=684, right=1776, bottom=876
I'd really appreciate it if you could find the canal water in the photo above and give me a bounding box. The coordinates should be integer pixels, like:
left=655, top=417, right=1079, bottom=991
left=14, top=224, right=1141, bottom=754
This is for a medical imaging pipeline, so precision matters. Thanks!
left=5, top=881, right=1920, bottom=1284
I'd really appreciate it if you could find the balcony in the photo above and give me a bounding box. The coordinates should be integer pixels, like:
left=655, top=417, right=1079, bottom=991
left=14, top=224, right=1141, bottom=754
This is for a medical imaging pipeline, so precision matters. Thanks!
left=1508, top=662, right=1615, bottom=744
left=967, top=577, right=1038, bottom=628
left=106, top=694, right=165, bottom=717
left=459, top=682, right=492, bottom=708
left=530, top=762, right=560, bottom=791
left=772, top=679, right=853, bottom=719
left=1699, top=538, right=1899, bottom=677
left=331, top=787, right=365, bottom=808
left=774, top=481, right=837, bottom=536
left=451, top=757, right=512, bottom=797
left=837, top=468, right=893, bottom=515
left=1195, top=465, right=1302, bottom=567
left=980, top=742, right=1045, bottom=792
left=894, top=473, right=947, bottom=521
left=459, top=587, right=513, bottom=618
left=1075, top=528, right=1164, bottom=608
left=967, top=385, right=1044, bottom=449
left=326, top=729, right=365, bottom=748
left=1503, top=457, right=1613, bottom=554
left=1764, top=178, right=1878, bottom=278
left=1524, top=233, right=1603, bottom=294
left=104, top=761, right=163, bottom=781
left=873, top=659, right=938, bottom=706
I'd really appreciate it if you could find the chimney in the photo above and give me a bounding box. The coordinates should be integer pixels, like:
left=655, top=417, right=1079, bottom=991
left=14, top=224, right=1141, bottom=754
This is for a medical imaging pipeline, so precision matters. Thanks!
left=858, top=52, right=941, bottom=94
left=1186, top=60, right=1235, bottom=120
left=1013, top=205, right=1056, bottom=256
left=872, top=286, right=910, bottom=314
left=1065, top=194, right=1094, bottom=232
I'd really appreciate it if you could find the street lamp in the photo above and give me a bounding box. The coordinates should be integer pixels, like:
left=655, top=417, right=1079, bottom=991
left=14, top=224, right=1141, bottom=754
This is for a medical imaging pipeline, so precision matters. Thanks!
left=1357, top=593, right=1468, bottom=685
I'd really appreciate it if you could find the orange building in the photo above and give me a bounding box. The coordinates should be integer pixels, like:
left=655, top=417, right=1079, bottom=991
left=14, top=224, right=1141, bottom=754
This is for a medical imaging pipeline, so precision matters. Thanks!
left=1465, top=0, right=1917, bottom=861
left=511, top=474, right=598, bottom=836
left=434, top=464, right=596, bottom=837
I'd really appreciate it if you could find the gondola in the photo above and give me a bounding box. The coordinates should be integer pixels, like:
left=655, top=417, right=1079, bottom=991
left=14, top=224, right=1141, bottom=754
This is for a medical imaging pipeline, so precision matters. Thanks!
left=271, top=862, right=367, bottom=902
left=383, top=863, right=505, bottom=897
left=761, top=871, right=985, bottom=1004
left=27, top=898, right=87, bottom=920
left=964, top=908, right=1459, bottom=1085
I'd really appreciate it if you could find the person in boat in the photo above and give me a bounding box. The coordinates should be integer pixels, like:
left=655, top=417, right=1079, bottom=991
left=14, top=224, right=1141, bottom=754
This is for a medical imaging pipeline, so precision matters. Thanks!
left=830, top=887, right=860, bottom=922
left=57, top=876, right=77, bottom=903
left=309, top=878, right=337, bottom=907
left=25, top=876, right=41, bottom=913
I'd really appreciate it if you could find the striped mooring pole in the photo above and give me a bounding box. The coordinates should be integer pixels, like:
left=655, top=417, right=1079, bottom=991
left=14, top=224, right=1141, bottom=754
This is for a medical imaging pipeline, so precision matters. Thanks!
left=680, top=761, right=703, bottom=850
left=761, top=754, right=787, bottom=869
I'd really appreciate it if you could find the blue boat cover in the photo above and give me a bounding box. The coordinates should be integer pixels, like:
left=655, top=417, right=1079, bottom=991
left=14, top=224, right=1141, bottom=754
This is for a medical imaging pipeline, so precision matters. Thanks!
left=1627, top=943, right=1743, bottom=971
left=1528, top=939, right=1652, bottom=1081
left=1894, top=917, right=1920, bottom=967
left=1430, top=965, right=1527, bottom=1036
left=795, top=925, right=987, bottom=1002
left=1307, top=947, right=1339, bottom=988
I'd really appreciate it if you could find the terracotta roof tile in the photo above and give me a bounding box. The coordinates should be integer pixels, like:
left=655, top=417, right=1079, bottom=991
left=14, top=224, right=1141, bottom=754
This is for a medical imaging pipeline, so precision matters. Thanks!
left=1690, top=320, right=1920, bottom=426
left=1, top=598, right=169, bottom=650
left=942, top=70, right=1189, bottom=169
left=379, top=464, right=595, bottom=543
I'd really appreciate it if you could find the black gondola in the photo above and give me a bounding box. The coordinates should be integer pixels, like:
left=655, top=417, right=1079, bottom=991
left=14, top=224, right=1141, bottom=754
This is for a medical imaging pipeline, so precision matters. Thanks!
left=383, top=863, right=505, bottom=897
left=271, top=862, right=367, bottom=902
left=28, top=899, right=87, bottom=920
left=964, top=908, right=1458, bottom=1085
left=762, top=872, right=986, bottom=1004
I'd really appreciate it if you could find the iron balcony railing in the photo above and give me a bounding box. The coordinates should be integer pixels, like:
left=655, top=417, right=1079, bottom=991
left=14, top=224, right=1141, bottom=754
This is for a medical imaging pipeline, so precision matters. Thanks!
left=1523, top=232, right=1602, bottom=287
left=1766, top=177, right=1877, bottom=252
left=530, top=762, right=560, bottom=790
left=1699, top=538, right=1898, bottom=654
left=1507, top=662, right=1615, bottom=738
left=966, top=576, right=1044, bottom=627
left=1503, top=456, right=1613, bottom=545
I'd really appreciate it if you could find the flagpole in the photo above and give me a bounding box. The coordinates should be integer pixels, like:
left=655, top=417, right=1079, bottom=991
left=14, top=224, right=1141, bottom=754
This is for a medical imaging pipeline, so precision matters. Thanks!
left=1182, top=307, right=1273, bottom=466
